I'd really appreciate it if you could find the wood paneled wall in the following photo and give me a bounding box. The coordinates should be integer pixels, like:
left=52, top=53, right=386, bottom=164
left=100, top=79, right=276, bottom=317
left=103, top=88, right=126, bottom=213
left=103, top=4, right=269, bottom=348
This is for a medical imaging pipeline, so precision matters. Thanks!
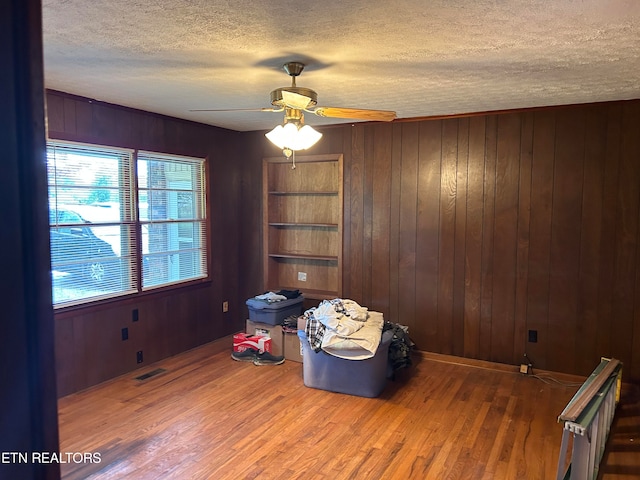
left=46, top=91, right=640, bottom=394
left=242, top=100, right=640, bottom=382
left=46, top=91, right=248, bottom=396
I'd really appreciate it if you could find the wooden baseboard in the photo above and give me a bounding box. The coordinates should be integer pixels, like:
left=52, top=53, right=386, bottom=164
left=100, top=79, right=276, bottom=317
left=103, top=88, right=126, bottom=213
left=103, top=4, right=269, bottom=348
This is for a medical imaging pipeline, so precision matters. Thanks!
left=191, top=336, right=636, bottom=391
left=415, top=350, right=587, bottom=384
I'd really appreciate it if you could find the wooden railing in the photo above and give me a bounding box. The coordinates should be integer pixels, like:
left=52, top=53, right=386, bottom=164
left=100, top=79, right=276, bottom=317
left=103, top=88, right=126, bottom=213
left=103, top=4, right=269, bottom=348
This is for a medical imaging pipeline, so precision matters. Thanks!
left=556, top=357, right=623, bottom=480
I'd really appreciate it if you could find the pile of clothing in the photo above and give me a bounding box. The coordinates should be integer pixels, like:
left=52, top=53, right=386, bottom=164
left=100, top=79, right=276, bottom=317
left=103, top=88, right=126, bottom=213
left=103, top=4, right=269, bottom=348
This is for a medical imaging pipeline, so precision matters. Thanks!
left=253, top=289, right=301, bottom=303
left=301, top=298, right=414, bottom=370
left=382, top=321, right=414, bottom=371
left=282, top=315, right=299, bottom=334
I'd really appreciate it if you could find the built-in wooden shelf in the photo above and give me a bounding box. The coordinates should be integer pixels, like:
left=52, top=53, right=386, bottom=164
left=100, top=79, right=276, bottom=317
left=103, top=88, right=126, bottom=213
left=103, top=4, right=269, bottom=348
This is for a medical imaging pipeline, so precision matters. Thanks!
left=268, top=191, right=339, bottom=196
left=263, top=154, right=343, bottom=301
left=268, top=222, right=339, bottom=228
left=268, top=253, right=339, bottom=261
left=273, top=286, right=340, bottom=301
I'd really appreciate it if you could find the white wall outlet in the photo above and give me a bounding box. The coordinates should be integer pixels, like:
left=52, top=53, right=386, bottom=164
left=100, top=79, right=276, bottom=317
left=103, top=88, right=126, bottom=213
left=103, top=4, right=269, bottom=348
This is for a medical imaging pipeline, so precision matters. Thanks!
left=222, top=301, right=229, bottom=312
left=298, top=272, right=307, bottom=281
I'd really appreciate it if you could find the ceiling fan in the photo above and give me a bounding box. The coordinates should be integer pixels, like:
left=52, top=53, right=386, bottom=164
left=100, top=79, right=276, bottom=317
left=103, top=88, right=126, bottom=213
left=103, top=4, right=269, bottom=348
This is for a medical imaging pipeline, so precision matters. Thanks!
left=191, top=61, right=397, bottom=123
left=192, top=62, right=396, bottom=166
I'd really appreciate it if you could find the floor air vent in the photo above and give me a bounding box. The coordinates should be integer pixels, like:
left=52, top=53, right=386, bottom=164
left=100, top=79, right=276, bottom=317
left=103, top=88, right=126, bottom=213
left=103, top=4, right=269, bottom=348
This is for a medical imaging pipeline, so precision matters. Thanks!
left=135, top=368, right=167, bottom=381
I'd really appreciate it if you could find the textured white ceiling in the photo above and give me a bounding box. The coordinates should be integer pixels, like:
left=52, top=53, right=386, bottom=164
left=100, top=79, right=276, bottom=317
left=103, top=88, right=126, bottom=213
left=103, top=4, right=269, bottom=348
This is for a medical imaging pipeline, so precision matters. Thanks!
left=42, top=0, right=640, bottom=132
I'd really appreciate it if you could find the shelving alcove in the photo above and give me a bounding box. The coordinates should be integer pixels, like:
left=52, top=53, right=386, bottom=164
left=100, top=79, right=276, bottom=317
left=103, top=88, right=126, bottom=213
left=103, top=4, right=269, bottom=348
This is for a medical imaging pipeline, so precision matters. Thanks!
left=263, top=153, right=343, bottom=302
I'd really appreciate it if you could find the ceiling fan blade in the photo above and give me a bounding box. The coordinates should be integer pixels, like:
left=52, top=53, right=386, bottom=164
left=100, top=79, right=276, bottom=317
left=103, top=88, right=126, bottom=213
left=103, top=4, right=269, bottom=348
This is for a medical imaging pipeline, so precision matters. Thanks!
left=281, top=90, right=313, bottom=109
left=189, top=107, right=282, bottom=113
left=311, top=107, right=396, bottom=122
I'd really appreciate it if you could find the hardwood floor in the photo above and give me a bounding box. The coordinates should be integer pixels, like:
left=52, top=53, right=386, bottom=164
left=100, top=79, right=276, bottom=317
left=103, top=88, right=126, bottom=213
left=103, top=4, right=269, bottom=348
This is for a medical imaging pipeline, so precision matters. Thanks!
left=57, top=341, right=639, bottom=480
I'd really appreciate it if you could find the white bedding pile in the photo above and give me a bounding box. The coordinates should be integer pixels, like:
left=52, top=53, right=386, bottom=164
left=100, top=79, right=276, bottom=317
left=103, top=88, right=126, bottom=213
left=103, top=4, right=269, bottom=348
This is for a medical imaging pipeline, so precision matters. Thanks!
left=313, top=299, right=384, bottom=360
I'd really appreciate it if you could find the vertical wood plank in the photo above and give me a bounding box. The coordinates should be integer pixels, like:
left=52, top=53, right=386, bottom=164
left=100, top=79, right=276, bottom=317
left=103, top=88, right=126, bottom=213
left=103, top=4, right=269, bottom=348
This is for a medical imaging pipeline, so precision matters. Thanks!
left=479, top=115, right=497, bottom=360
left=92, top=103, right=119, bottom=140
left=342, top=127, right=353, bottom=299
left=526, top=110, right=556, bottom=370
left=547, top=108, right=585, bottom=373
left=453, top=118, right=469, bottom=357
left=490, top=113, right=521, bottom=364
left=463, top=116, right=486, bottom=359
left=240, top=132, right=265, bottom=314
left=398, top=122, right=420, bottom=335
left=74, top=100, right=93, bottom=138
left=62, top=97, right=77, bottom=134
left=416, top=120, right=442, bottom=350
left=438, top=119, right=458, bottom=354
left=635, top=203, right=640, bottom=382
left=596, top=104, right=621, bottom=361
left=514, top=112, right=533, bottom=363
left=371, top=124, right=392, bottom=314
left=45, top=92, right=65, bottom=133
left=576, top=105, right=606, bottom=375
left=115, top=104, right=136, bottom=146
left=141, top=115, right=165, bottom=151
left=633, top=114, right=640, bottom=379
left=53, top=317, right=75, bottom=397
left=71, top=315, right=87, bottom=392
left=362, top=125, right=375, bottom=307
left=318, top=125, right=344, bottom=156
left=348, top=124, right=366, bottom=304
left=388, top=123, right=403, bottom=323
left=213, top=131, right=244, bottom=334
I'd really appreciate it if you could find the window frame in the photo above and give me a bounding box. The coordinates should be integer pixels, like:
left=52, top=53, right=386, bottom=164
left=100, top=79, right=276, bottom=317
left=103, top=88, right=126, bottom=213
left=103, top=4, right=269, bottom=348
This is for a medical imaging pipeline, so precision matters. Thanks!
left=46, top=139, right=210, bottom=311
left=136, top=150, right=209, bottom=291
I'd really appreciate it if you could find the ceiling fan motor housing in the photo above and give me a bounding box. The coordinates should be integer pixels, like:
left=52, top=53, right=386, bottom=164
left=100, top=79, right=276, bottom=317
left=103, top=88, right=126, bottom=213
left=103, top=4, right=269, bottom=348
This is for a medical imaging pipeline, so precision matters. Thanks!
left=270, top=87, right=318, bottom=108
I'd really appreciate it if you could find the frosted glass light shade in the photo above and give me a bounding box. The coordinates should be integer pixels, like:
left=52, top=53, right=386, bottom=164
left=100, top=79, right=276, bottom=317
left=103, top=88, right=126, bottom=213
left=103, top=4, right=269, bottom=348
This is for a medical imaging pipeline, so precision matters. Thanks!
left=296, top=125, right=323, bottom=150
left=265, top=123, right=322, bottom=151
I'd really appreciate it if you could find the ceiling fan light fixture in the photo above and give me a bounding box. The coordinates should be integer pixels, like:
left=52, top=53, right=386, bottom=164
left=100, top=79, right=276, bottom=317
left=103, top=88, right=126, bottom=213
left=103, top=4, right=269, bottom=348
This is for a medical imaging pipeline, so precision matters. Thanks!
left=296, top=124, right=323, bottom=149
left=265, top=121, right=322, bottom=152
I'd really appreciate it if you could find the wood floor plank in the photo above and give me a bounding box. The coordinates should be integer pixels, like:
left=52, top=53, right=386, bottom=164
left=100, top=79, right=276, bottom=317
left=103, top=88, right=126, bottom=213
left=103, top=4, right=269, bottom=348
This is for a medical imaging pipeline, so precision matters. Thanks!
left=57, top=341, right=639, bottom=480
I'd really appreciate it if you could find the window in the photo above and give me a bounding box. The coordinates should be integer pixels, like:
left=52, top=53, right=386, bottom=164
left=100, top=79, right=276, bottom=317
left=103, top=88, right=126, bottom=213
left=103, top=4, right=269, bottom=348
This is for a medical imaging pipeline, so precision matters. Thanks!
left=47, top=141, right=207, bottom=307
left=137, top=151, right=208, bottom=290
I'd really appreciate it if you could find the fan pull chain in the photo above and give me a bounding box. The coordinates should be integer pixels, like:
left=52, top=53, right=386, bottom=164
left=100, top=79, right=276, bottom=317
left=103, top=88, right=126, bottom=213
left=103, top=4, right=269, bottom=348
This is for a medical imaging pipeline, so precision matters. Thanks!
left=282, top=147, right=295, bottom=168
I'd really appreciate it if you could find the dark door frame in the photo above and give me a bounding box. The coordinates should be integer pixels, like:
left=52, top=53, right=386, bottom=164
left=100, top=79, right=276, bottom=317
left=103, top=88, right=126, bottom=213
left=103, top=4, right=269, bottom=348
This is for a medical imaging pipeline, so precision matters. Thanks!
left=0, top=1, right=60, bottom=479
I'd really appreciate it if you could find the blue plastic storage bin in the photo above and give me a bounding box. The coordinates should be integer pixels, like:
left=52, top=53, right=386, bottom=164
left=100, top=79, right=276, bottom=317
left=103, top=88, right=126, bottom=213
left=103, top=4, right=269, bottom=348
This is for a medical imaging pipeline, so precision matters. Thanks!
left=297, top=329, right=393, bottom=398
left=245, top=296, right=304, bottom=325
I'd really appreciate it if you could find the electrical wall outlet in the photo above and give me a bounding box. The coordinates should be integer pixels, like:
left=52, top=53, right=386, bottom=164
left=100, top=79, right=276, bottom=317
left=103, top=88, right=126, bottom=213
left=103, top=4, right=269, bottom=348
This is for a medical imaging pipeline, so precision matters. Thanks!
left=298, top=272, right=307, bottom=281
left=136, top=350, right=143, bottom=364
left=222, top=301, right=229, bottom=313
